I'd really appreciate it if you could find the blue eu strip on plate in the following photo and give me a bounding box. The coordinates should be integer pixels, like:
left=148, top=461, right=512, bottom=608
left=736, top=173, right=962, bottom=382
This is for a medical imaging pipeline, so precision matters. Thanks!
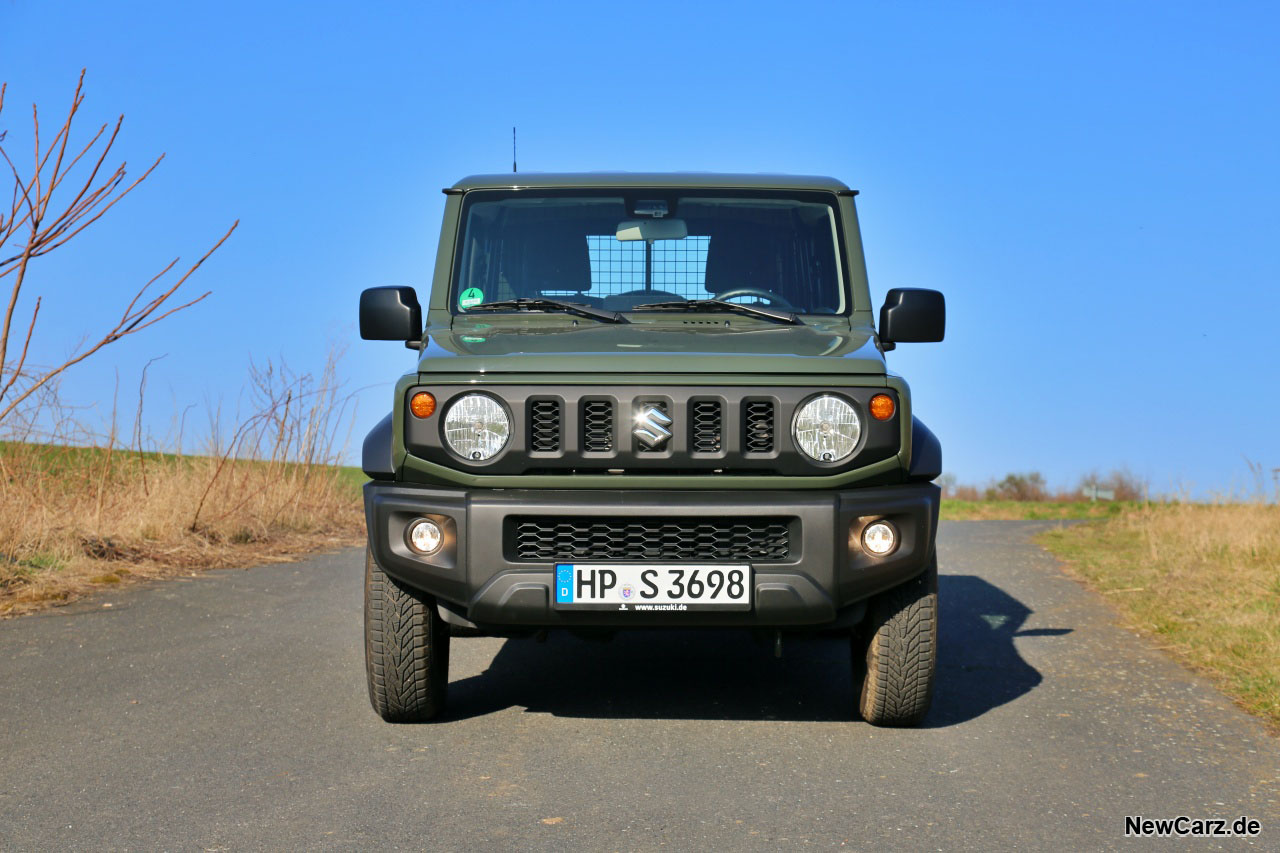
left=555, top=564, right=574, bottom=604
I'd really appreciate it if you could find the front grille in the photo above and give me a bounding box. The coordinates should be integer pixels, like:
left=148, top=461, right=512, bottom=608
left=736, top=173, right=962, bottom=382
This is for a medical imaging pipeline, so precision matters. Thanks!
left=528, top=399, right=561, bottom=452
left=744, top=401, right=775, bottom=452
left=582, top=400, right=614, bottom=452
left=690, top=400, right=722, bottom=452
left=512, top=517, right=792, bottom=561
left=406, top=385, right=897, bottom=476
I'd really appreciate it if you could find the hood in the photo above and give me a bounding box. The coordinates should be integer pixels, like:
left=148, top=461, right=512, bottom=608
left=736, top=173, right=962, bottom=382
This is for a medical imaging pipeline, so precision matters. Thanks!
left=417, top=319, right=887, bottom=375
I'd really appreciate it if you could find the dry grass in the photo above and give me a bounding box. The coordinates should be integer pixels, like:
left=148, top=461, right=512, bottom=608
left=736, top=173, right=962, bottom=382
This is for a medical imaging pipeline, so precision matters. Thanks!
left=0, top=442, right=364, bottom=616
left=0, top=352, right=366, bottom=617
left=1039, top=502, right=1280, bottom=729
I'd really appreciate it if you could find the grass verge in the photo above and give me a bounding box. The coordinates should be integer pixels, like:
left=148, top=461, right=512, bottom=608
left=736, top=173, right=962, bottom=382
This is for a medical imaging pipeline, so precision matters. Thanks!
left=0, top=441, right=365, bottom=617
left=941, top=499, right=1137, bottom=521
left=1037, top=503, right=1280, bottom=730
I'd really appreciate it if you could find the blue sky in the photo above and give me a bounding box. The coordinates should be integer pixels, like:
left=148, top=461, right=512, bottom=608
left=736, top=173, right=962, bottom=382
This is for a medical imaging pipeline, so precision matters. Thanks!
left=1, top=1, right=1276, bottom=495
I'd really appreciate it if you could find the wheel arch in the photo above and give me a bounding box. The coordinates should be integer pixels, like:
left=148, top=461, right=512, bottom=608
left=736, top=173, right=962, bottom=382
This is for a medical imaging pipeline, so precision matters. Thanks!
left=363, top=412, right=395, bottom=480
left=908, top=416, right=942, bottom=481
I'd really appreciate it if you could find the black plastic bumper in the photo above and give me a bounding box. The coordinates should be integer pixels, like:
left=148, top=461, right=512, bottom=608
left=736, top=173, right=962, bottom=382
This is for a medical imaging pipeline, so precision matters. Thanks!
left=364, top=482, right=939, bottom=629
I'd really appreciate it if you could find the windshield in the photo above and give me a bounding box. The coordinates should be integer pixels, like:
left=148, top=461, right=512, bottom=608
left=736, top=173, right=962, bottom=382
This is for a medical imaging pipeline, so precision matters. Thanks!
left=451, top=189, right=847, bottom=316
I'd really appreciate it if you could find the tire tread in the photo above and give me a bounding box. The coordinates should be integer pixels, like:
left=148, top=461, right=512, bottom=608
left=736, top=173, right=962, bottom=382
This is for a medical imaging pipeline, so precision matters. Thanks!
left=364, top=548, right=449, bottom=722
left=856, top=553, right=938, bottom=727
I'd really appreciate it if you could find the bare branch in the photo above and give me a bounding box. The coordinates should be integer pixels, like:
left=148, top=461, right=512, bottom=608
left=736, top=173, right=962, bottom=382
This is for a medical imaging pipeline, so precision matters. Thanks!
left=0, top=222, right=236, bottom=423
left=30, top=101, right=40, bottom=212
left=50, top=120, right=108, bottom=191
left=133, top=352, right=166, bottom=496
left=38, top=69, right=85, bottom=188
left=32, top=156, right=162, bottom=258
left=0, top=72, right=236, bottom=428
left=121, top=287, right=212, bottom=338
left=117, top=257, right=180, bottom=323
left=0, top=235, right=35, bottom=380
left=190, top=404, right=275, bottom=531
left=40, top=115, right=126, bottom=235
left=0, top=296, right=39, bottom=402
left=0, top=145, right=39, bottom=245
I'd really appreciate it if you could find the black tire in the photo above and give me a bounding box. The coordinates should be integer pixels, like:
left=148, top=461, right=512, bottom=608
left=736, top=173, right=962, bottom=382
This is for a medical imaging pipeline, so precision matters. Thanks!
left=854, top=552, right=937, bottom=727
left=364, top=547, right=450, bottom=722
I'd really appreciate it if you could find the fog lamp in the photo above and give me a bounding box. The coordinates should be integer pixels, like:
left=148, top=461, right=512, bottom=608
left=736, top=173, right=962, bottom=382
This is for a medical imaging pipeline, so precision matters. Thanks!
left=861, top=520, right=898, bottom=556
left=406, top=518, right=444, bottom=555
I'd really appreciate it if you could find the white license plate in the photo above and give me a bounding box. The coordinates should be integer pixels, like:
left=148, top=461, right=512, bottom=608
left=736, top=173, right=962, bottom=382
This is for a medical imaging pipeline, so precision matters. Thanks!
left=554, top=564, right=751, bottom=611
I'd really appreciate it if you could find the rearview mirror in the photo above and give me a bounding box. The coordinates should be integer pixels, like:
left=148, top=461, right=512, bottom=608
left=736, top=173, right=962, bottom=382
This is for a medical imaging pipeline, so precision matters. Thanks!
left=616, top=219, right=688, bottom=242
left=360, top=286, right=422, bottom=341
left=879, top=288, right=945, bottom=345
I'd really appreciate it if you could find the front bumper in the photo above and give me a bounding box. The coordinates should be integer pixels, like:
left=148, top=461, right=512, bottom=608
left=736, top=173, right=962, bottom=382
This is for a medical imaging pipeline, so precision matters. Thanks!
left=364, top=482, right=939, bottom=628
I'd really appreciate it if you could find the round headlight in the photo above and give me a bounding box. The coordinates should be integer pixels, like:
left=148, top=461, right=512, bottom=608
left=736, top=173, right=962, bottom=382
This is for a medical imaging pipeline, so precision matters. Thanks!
left=792, top=395, right=861, bottom=462
left=443, top=394, right=510, bottom=461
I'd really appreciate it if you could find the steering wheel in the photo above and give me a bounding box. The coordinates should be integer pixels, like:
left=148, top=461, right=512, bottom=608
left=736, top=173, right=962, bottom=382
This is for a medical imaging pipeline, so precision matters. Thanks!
left=712, top=287, right=797, bottom=311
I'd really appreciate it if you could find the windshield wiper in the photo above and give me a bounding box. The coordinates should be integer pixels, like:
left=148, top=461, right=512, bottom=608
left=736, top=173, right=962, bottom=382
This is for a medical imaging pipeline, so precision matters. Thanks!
left=466, top=298, right=628, bottom=324
left=630, top=299, right=801, bottom=325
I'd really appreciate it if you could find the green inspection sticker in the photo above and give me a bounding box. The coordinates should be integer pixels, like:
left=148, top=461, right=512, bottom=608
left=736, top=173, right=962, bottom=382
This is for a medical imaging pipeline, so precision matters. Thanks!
left=458, top=287, right=484, bottom=309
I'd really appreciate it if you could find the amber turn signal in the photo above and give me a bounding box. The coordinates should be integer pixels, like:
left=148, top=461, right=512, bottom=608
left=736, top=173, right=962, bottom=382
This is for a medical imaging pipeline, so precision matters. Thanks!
left=869, top=394, right=895, bottom=421
left=409, top=392, right=437, bottom=418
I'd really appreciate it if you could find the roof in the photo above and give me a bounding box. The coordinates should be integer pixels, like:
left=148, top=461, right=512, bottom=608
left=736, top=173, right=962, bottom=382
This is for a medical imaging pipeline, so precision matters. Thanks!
left=448, top=172, right=853, bottom=193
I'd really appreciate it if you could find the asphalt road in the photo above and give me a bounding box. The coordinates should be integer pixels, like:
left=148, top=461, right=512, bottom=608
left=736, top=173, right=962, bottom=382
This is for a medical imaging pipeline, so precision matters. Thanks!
left=2, top=521, right=1277, bottom=850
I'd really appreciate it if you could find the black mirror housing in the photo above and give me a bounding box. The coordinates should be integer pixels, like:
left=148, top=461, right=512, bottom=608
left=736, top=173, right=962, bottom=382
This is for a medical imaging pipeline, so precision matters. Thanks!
left=360, top=287, right=422, bottom=341
left=879, top=288, right=945, bottom=344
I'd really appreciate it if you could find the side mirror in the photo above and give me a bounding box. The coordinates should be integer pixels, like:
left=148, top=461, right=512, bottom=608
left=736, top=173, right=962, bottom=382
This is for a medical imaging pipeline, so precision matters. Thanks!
left=879, top=288, right=945, bottom=346
left=360, top=286, right=421, bottom=342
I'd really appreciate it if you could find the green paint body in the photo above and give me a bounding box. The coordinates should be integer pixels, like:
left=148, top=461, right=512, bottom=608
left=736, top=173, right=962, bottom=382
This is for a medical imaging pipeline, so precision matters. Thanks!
left=388, top=172, right=920, bottom=491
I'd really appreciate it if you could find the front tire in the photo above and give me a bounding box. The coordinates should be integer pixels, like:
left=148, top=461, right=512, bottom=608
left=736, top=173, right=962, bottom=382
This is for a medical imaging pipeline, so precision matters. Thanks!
left=854, top=552, right=938, bottom=727
left=364, top=547, right=450, bottom=722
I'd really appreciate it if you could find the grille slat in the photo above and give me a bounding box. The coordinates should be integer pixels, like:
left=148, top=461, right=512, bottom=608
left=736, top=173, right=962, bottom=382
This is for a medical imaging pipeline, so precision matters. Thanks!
left=582, top=400, right=614, bottom=452
left=513, top=517, right=791, bottom=561
left=690, top=400, right=722, bottom=453
left=744, top=401, right=775, bottom=453
left=528, top=399, right=561, bottom=452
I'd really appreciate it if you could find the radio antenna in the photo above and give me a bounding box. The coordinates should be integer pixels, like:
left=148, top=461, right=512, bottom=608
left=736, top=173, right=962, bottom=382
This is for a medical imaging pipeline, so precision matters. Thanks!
left=512, top=126, right=517, bottom=173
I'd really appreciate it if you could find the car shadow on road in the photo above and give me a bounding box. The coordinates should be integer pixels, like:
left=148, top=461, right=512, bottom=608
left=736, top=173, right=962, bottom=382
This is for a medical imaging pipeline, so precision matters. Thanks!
left=441, top=575, right=1071, bottom=725
left=924, top=574, right=1072, bottom=728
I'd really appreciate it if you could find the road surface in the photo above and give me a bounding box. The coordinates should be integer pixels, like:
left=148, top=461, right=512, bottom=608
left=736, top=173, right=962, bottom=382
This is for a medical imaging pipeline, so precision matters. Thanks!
left=2, top=522, right=1276, bottom=850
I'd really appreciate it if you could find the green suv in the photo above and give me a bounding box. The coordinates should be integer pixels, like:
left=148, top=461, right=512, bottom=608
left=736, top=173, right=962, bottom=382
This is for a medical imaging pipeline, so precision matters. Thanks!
left=358, top=173, right=945, bottom=726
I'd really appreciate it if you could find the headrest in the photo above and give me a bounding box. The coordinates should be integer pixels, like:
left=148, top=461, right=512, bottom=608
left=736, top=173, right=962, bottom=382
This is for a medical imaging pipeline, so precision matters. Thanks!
left=507, top=226, right=592, bottom=295
left=703, top=228, right=776, bottom=295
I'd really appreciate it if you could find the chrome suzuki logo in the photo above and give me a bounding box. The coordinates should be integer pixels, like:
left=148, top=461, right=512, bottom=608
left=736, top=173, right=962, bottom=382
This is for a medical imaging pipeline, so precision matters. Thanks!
left=633, top=405, right=673, bottom=449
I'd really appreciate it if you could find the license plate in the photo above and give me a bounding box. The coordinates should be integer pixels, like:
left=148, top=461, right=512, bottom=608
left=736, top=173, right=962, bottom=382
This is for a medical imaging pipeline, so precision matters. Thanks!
left=554, top=564, right=751, bottom=611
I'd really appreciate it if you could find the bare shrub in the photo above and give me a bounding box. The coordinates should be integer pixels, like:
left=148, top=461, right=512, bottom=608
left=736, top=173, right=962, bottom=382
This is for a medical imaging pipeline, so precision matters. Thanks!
left=1078, top=468, right=1147, bottom=502
left=188, top=348, right=356, bottom=534
left=0, top=349, right=363, bottom=616
left=985, top=471, right=1048, bottom=501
